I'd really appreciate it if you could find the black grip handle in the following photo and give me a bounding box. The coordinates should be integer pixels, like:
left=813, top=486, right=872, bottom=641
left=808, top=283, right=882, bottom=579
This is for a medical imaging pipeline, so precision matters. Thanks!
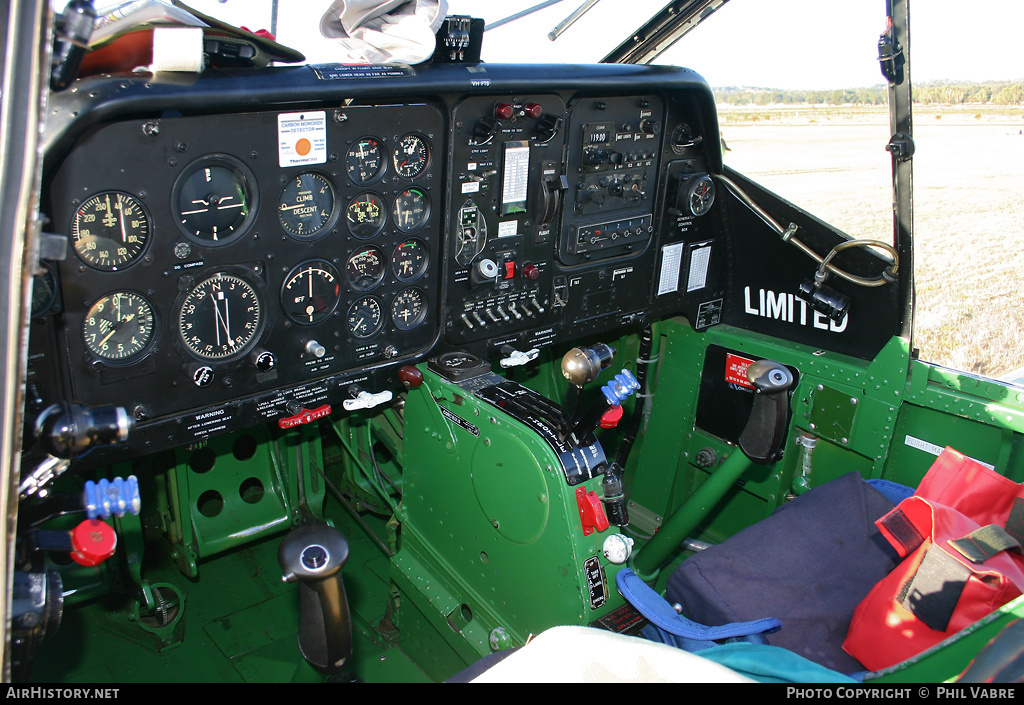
left=738, top=360, right=794, bottom=464
left=279, top=524, right=352, bottom=674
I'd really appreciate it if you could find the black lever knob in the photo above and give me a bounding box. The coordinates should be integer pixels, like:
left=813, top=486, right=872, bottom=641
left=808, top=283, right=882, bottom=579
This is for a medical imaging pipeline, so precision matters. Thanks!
left=738, top=360, right=794, bottom=465
left=279, top=524, right=352, bottom=674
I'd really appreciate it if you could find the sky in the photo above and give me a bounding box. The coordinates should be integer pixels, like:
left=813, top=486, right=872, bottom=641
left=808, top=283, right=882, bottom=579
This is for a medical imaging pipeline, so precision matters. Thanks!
left=179, top=0, right=1024, bottom=90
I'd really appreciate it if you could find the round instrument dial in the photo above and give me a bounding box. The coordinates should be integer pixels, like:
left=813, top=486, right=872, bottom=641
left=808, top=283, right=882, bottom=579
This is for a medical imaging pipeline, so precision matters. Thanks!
left=392, top=187, right=429, bottom=232
left=82, top=291, right=156, bottom=363
left=391, top=239, right=429, bottom=283
left=346, top=193, right=386, bottom=239
left=346, top=296, right=384, bottom=339
left=346, top=247, right=386, bottom=291
left=177, top=271, right=263, bottom=361
left=278, top=172, right=336, bottom=239
left=282, top=260, right=341, bottom=325
left=687, top=175, right=716, bottom=217
left=173, top=155, right=257, bottom=244
left=391, top=287, right=426, bottom=331
left=392, top=134, right=430, bottom=179
left=71, top=191, right=150, bottom=271
left=346, top=137, right=386, bottom=185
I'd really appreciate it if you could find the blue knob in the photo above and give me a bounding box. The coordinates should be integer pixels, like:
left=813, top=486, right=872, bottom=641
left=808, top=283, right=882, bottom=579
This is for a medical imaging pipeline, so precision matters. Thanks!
left=85, top=476, right=140, bottom=520
left=601, top=369, right=640, bottom=405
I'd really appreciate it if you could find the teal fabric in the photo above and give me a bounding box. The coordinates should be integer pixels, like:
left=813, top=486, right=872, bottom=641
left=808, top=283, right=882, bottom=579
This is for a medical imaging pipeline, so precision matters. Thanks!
left=697, top=642, right=860, bottom=683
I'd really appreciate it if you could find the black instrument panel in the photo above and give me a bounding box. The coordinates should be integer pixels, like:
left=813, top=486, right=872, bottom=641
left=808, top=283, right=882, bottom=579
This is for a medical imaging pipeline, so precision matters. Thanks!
left=48, top=103, right=444, bottom=427
left=31, top=63, right=723, bottom=465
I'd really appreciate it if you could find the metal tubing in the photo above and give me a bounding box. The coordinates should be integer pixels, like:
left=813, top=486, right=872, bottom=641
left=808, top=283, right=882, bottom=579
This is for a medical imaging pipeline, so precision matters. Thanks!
left=631, top=451, right=754, bottom=581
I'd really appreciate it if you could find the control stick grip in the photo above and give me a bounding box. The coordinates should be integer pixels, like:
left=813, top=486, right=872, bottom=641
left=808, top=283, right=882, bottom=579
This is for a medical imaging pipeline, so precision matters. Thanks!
left=738, top=360, right=794, bottom=464
left=279, top=524, right=352, bottom=674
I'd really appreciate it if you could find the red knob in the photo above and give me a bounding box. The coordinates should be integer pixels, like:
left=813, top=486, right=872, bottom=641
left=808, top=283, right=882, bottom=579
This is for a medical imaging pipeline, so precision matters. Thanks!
left=495, top=103, right=514, bottom=120
left=398, top=365, right=424, bottom=389
left=522, top=263, right=540, bottom=281
left=70, top=519, right=117, bottom=567
left=524, top=103, right=543, bottom=119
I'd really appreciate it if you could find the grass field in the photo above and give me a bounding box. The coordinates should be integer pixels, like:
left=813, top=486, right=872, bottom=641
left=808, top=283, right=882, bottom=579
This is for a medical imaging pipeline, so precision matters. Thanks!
left=718, top=103, right=1024, bottom=378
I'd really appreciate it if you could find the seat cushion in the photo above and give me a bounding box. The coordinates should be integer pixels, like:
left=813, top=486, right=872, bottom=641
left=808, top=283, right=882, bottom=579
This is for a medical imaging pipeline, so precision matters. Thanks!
left=665, top=472, right=900, bottom=673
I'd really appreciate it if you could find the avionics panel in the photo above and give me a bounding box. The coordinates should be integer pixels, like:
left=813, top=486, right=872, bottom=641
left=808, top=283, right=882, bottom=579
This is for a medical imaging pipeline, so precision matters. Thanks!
left=442, top=93, right=683, bottom=360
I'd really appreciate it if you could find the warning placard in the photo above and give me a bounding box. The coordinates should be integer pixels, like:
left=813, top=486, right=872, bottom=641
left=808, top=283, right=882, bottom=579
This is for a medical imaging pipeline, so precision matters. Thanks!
left=725, top=353, right=755, bottom=389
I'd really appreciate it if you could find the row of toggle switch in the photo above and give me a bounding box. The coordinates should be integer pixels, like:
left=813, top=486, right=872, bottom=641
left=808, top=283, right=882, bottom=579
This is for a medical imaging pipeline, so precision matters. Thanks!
left=459, top=297, right=547, bottom=330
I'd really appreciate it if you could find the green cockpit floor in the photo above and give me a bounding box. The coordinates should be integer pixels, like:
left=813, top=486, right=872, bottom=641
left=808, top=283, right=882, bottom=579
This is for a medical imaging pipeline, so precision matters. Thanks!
left=31, top=508, right=433, bottom=684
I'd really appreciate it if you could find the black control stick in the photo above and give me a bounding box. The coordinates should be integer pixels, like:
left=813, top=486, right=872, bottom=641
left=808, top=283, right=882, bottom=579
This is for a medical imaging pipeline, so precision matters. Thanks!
left=279, top=524, right=352, bottom=674
left=738, top=360, right=795, bottom=464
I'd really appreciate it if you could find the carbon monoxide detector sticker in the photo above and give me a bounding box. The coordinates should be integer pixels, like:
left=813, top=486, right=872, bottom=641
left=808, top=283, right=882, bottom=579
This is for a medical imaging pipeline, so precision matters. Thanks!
left=278, top=111, right=327, bottom=167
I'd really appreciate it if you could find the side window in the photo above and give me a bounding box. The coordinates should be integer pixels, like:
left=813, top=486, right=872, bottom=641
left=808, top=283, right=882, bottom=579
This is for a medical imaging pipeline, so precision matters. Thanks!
left=661, top=1, right=1024, bottom=380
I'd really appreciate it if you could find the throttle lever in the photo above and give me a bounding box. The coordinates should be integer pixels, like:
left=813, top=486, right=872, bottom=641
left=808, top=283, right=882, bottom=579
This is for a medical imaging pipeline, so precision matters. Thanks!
left=738, top=360, right=794, bottom=464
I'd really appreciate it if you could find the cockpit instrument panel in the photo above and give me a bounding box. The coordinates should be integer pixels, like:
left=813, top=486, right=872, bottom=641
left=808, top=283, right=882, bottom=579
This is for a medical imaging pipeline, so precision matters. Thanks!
left=33, top=64, right=723, bottom=464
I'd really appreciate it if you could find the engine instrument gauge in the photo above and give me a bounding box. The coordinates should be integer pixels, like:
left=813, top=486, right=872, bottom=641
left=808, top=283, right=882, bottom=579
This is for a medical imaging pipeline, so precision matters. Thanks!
left=346, top=296, right=384, bottom=339
left=173, top=155, right=257, bottom=244
left=282, top=260, right=341, bottom=325
left=177, top=271, right=263, bottom=361
left=71, top=191, right=150, bottom=271
left=278, top=172, right=336, bottom=239
left=391, top=239, right=429, bottom=282
left=392, top=134, right=430, bottom=179
left=346, top=247, right=386, bottom=291
left=346, top=137, right=386, bottom=185
left=687, top=175, right=716, bottom=217
left=82, top=291, right=156, bottom=363
left=391, top=287, right=426, bottom=331
left=392, top=187, right=429, bottom=232
left=346, top=193, right=386, bottom=238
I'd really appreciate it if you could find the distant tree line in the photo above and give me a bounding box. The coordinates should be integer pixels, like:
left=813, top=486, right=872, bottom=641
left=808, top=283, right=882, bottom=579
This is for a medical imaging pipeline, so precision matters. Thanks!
left=714, top=80, right=1024, bottom=106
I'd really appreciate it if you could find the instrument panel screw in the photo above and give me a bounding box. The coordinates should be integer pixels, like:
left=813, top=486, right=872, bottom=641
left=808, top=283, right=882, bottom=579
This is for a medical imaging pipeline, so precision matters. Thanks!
left=141, top=121, right=160, bottom=136
left=333, top=111, right=348, bottom=123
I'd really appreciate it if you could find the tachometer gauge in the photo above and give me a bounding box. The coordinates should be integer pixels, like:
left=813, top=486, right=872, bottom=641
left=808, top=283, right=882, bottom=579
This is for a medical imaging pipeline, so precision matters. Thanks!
left=346, top=247, right=386, bottom=291
left=173, top=155, right=257, bottom=244
left=82, top=291, right=156, bottom=363
left=346, top=193, right=386, bottom=238
left=346, top=137, right=386, bottom=185
left=177, top=271, right=263, bottom=361
left=687, top=175, right=716, bottom=217
left=346, top=296, right=384, bottom=339
left=392, top=187, right=429, bottom=232
left=391, top=287, right=426, bottom=331
left=71, top=191, right=150, bottom=271
left=391, top=239, right=429, bottom=282
left=392, top=134, right=430, bottom=179
left=282, top=260, right=341, bottom=325
left=278, top=172, right=336, bottom=239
